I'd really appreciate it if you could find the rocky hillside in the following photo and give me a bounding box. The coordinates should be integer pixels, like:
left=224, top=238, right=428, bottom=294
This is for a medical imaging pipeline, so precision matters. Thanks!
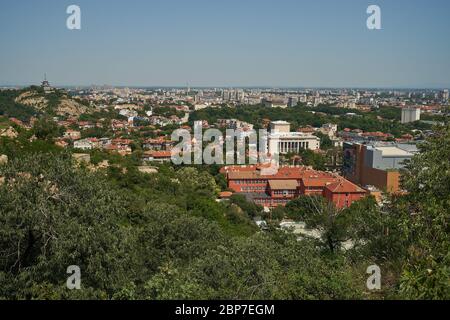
left=13, top=86, right=90, bottom=118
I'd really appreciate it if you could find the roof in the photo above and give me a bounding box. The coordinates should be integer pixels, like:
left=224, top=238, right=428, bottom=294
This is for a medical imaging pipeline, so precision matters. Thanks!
left=143, top=151, right=172, bottom=158
left=268, top=180, right=298, bottom=190
left=301, top=177, right=337, bottom=188
left=271, top=120, right=290, bottom=125
left=325, top=179, right=366, bottom=194
left=375, top=146, right=413, bottom=157
left=219, top=191, right=233, bottom=198
left=225, top=166, right=335, bottom=181
left=228, top=171, right=261, bottom=180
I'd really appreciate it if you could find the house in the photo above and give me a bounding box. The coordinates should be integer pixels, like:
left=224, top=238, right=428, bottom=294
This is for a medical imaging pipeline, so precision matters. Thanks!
left=111, top=120, right=128, bottom=131
left=219, top=191, right=233, bottom=199
left=142, top=137, right=173, bottom=151
left=323, top=179, right=367, bottom=209
left=78, top=121, right=95, bottom=130
left=217, top=191, right=233, bottom=202
left=74, top=139, right=93, bottom=150
left=63, top=129, right=81, bottom=141
left=142, top=150, right=172, bottom=163
left=73, top=138, right=101, bottom=150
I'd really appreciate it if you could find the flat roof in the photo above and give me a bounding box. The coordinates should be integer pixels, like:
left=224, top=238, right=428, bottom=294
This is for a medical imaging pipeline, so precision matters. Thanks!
left=375, top=146, right=413, bottom=157
left=271, top=121, right=290, bottom=124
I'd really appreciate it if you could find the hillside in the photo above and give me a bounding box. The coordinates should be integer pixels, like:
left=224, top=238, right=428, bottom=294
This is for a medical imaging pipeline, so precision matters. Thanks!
left=0, top=86, right=91, bottom=120
left=14, top=86, right=89, bottom=117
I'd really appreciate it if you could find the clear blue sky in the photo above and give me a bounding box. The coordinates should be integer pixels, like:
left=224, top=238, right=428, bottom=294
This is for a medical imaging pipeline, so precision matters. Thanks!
left=1, top=0, right=449, bottom=88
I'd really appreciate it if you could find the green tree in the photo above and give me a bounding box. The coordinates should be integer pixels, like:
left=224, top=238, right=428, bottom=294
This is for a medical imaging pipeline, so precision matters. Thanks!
left=32, top=117, right=63, bottom=141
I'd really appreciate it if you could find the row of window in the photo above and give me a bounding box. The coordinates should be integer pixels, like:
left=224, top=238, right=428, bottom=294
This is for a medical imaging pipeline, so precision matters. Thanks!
left=272, top=190, right=296, bottom=195
left=241, top=186, right=266, bottom=192
left=234, top=180, right=267, bottom=185
left=254, top=199, right=290, bottom=204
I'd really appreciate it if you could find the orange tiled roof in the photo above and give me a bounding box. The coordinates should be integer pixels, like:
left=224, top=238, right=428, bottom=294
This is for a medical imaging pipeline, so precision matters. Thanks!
left=219, top=191, right=233, bottom=198
left=325, top=179, right=366, bottom=194
left=301, top=177, right=337, bottom=188
left=224, top=166, right=335, bottom=181
left=144, top=151, right=172, bottom=158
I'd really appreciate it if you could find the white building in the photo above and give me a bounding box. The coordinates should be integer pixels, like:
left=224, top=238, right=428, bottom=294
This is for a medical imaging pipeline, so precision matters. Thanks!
left=319, top=123, right=338, bottom=138
left=193, top=104, right=209, bottom=111
left=401, top=107, right=421, bottom=124
left=267, top=121, right=320, bottom=155
left=74, top=139, right=93, bottom=150
left=263, top=98, right=288, bottom=109
left=442, top=89, right=449, bottom=102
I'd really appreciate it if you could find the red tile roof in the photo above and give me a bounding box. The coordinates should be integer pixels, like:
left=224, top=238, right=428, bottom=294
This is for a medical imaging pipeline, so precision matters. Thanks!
left=144, top=151, right=172, bottom=158
left=301, top=177, right=337, bottom=188
left=325, top=179, right=366, bottom=194
left=219, top=191, right=233, bottom=198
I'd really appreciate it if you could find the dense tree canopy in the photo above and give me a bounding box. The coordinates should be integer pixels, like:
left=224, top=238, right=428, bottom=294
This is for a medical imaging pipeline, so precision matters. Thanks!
left=190, top=104, right=433, bottom=137
left=0, top=124, right=448, bottom=300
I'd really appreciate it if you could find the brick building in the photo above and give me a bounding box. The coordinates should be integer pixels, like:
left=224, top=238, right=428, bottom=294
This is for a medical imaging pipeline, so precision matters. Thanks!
left=343, top=142, right=418, bottom=193
left=221, top=165, right=366, bottom=209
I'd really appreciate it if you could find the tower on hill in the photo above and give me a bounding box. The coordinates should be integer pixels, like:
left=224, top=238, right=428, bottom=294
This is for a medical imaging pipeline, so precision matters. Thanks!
left=41, top=74, right=52, bottom=93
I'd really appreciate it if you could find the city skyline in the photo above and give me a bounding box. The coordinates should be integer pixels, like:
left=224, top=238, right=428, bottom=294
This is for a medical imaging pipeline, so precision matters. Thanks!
left=1, top=0, right=450, bottom=88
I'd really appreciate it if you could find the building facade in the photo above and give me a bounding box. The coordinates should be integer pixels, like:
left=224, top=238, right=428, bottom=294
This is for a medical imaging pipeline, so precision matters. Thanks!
left=222, top=165, right=366, bottom=209
left=401, top=107, right=421, bottom=124
left=343, top=142, right=418, bottom=192
left=267, top=121, right=320, bottom=155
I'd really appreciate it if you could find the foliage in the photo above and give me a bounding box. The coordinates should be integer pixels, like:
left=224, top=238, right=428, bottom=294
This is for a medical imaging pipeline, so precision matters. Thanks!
left=0, top=89, right=38, bottom=121
left=0, top=124, right=448, bottom=300
left=190, top=104, right=428, bottom=137
left=32, top=117, right=64, bottom=141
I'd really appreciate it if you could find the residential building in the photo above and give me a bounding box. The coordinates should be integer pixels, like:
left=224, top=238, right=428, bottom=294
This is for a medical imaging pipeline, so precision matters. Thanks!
left=442, top=89, right=449, bottom=102
left=288, top=97, right=299, bottom=107
left=401, top=107, right=421, bottom=124
left=74, top=139, right=93, bottom=150
left=63, top=129, right=81, bottom=141
left=142, top=150, right=172, bottom=163
left=262, top=98, right=288, bottom=109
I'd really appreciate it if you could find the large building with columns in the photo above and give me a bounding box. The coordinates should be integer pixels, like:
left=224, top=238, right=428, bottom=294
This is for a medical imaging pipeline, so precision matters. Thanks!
left=267, top=121, right=320, bottom=155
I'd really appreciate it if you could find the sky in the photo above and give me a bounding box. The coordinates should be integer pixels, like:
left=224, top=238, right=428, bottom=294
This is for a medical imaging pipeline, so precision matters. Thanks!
left=0, top=0, right=449, bottom=88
